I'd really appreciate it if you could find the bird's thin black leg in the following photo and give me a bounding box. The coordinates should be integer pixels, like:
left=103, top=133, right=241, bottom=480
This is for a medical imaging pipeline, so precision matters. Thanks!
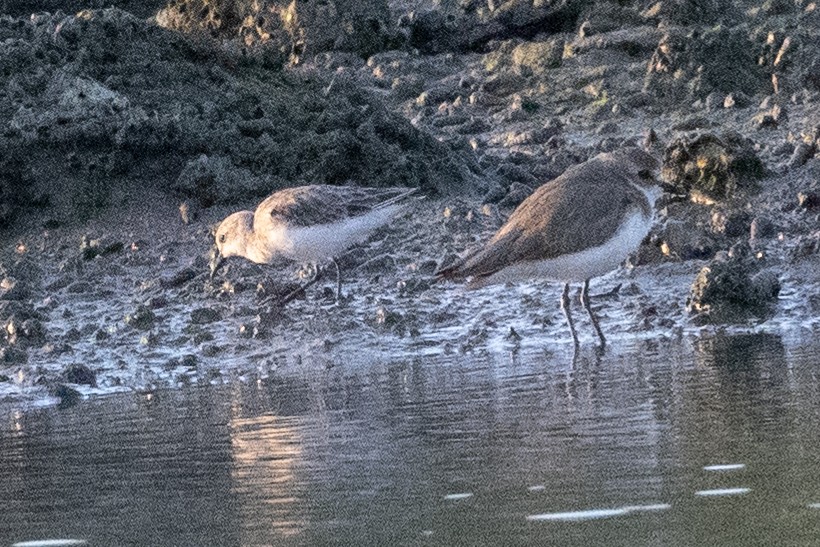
left=331, top=258, right=342, bottom=302
left=581, top=278, right=606, bottom=347
left=561, top=282, right=580, bottom=349
left=260, top=263, right=323, bottom=307
left=306, top=262, right=321, bottom=283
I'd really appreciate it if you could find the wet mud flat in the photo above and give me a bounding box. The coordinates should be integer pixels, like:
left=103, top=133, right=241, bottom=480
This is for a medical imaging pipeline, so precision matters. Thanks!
left=1, top=1, right=820, bottom=407
left=1, top=182, right=819, bottom=408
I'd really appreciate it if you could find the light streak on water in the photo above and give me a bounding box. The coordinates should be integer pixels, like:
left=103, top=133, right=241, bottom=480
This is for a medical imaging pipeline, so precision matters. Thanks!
left=527, top=503, right=670, bottom=522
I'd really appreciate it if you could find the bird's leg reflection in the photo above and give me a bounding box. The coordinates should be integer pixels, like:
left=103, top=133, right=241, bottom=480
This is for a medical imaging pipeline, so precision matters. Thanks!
left=561, top=282, right=580, bottom=351
left=331, top=258, right=342, bottom=302
left=581, top=278, right=607, bottom=347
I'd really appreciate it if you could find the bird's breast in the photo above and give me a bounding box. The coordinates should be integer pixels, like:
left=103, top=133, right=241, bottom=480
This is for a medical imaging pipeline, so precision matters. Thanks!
left=245, top=225, right=293, bottom=264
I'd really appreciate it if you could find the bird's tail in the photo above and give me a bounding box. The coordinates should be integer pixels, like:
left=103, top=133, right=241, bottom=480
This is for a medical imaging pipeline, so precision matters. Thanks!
left=434, top=257, right=468, bottom=282
left=375, top=187, right=422, bottom=210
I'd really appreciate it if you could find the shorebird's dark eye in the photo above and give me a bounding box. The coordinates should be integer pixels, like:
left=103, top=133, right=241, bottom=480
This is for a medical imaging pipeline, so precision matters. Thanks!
left=218, top=234, right=227, bottom=244
left=638, top=169, right=653, bottom=179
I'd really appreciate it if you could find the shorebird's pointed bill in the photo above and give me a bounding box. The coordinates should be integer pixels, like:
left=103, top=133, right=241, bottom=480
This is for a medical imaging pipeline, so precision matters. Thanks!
left=209, top=245, right=224, bottom=279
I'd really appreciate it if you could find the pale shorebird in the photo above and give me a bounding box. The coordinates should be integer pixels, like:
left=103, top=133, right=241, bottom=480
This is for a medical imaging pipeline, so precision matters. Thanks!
left=210, top=184, right=417, bottom=301
left=437, top=147, right=663, bottom=349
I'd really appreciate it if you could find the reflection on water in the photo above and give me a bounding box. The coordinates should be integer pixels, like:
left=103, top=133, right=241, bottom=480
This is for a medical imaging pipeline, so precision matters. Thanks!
left=2, top=333, right=820, bottom=546
left=230, top=413, right=308, bottom=539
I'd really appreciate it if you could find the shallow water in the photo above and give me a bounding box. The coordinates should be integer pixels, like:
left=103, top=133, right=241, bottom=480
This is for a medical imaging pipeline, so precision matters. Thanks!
left=2, top=333, right=820, bottom=546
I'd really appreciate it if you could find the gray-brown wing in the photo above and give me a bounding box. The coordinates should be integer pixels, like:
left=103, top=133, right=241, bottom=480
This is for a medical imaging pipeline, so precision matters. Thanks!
left=254, top=185, right=416, bottom=228
left=442, top=162, right=646, bottom=279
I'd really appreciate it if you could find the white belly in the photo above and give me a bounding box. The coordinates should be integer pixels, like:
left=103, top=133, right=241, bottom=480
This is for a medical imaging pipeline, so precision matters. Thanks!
left=475, top=209, right=653, bottom=287
left=281, top=204, right=402, bottom=263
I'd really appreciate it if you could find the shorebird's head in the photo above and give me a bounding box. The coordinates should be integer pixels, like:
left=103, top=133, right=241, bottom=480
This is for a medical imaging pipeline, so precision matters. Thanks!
left=601, top=147, right=675, bottom=200
left=605, top=147, right=659, bottom=183
left=209, top=211, right=254, bottom=279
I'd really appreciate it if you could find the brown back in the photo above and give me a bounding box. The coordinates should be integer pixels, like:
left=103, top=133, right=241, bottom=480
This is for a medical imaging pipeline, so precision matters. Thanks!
left=441, top=157, right=652, bottom=279
left=253, top=185, right=414, bottom=230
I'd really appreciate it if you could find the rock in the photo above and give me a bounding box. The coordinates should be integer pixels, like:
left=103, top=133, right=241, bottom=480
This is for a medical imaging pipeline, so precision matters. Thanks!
left=631, top=237, right=665, bottom=266
left=662, top=132, right=764, bottom=200
left=687, top=250, right=780, bottom=321
left=50, top=384, right=82, bottom=408
left=789, top=233, right=820, bottom=259
left=62, top=363, right=97, bottom=387
left=408, top=10, right=455, bottom=53
left=511, top=39, right=563, bottom=75
left=657, top=219, right=716, bottom=260
left=190, top=307, right=221, bottom=325
left=174, top=155, right=274, bottom=208
left=750, top=217, right=777, bottom=241
left=480, top=73, right=527, bottom=96
left=157, top=0, right=392, bottom=59
left=180, top=354, right=198, bottom=368
left=415, top=86, right=458, bottom=107
left=496, top=163, right=538, bottom=186
left=5, top=317, right=47, bottom=348
left=751, top=270, right=781, bottom=302
left=67, top=281, right=93, bottom=294
left=788, top=143, right=816, bottom=169
left=164, top=354, right=199, bottom=370
left=623, top=91, right=653, bottom=109
left=641, top=0, right=736, bottom=25
left=201, top=344, right=224, bottom=357
left=0, top=301, right=36, bottom=323
left=703, top=92, right=724, bottom=112
left=455, top=119, right=491, bottom=135
left=723, top=92, right=749, bottom=108
left=374, top=305, right=408, bottom=335
left=644, top=27, right=766, bottom=104
left=160, top=267, right=198, bottom=288
left=671, top=116, right=712, bottom=131
left=409, top=1, right=588, bottom=53
left=752, top=103, right=787, bottom=129
left=797, top=191, right=820, bottom=210
left=81, top=235, right=124, bottom=260
left=124, top=305, right=156, bottom=330
left=498, top=182, right=534, bottom=208
left=193, top=332, right=215, bottom=345
left=145, top=295, right=169, bottom=309
left=772, top=142, right=795, bottom=157
left=710, top=209, right=751, bottom=238
left=390, top=75, right=426, bottom=101
left=0, top=277, right=30, bottom=301
left=491, top=124, right=561, bottom=147
left=178, top=200, right=200, bottom=225
left=0, top=346, right=27, bottom=364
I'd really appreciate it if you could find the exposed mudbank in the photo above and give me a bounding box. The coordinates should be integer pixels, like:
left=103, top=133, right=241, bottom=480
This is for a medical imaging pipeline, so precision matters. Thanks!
left=2, top=0, right=820, bottom=406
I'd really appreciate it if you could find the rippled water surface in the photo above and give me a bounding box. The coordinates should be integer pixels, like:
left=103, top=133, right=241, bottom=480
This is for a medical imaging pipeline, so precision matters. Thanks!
left=2, top=333, right=820, bottom=546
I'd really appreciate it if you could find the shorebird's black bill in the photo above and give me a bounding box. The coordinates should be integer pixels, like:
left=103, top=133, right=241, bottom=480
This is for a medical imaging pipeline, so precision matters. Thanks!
left=209, top=246, right=224, bottom=280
